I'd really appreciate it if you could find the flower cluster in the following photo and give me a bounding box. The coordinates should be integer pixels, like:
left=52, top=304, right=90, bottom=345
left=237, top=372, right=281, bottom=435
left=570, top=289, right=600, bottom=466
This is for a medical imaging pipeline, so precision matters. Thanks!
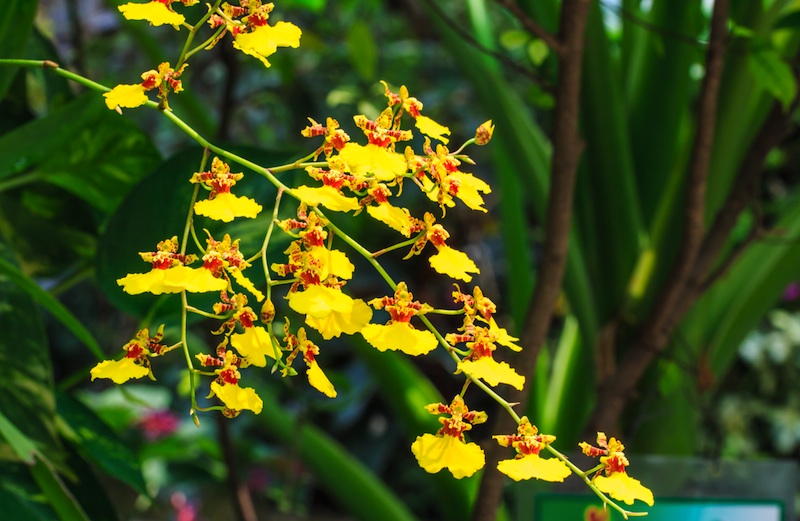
left=86, top=3, right=654, bottom=515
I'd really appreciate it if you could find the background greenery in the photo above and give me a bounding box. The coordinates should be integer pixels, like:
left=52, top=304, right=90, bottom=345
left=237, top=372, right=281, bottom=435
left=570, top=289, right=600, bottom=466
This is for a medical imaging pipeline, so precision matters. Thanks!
left=2, top=0, right=800, bottom=519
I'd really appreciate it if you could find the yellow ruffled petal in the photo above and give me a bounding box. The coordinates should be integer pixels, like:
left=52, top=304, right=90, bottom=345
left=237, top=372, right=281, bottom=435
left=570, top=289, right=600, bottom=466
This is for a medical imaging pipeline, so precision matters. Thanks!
left=366, top=203, right=415, bottom=237
left=594, top=472, right=654, bottom=506
left=103, top=84, right=148, bottom=111
left=489, top=318, right=522, bottom=352
left=305, top=298, right=373, bottom=340
left=449, top=171, right=491, bottom=212
left=163, top=265, right=227, bottom=293
left=497, top=454, right=572, bottom=482
left=117, top=269, right=173, bottom=295
left=292, top=185, right=360, bottom=212
left=307, top=246, right=355, bottom=280
left=458, top=358, right=525, bottom=390
left=421, top=175, right=455, bottom=208
left=306, top=360, right=337, bottom=398
left=118, top=2, right=185, bottom=27
left=90, top=358, right=150, bottom=384
left=429, top=246, right=480, bottom=282
left=411, top=433, right=485, bottom=479
left=337, top=143, right=407, bottom=181
left=193, top=192, right=263, bottom=222
left=232, top=22, right=302, bottom=67
left=231, top=269, right=264, bottom=301
left=415, top=115, right=450, bottom=144
left=360, top=322, right=437, bottom=356
left=230, top=326, right=281, bottom=367
left=288, top=285, right=354, bottom=319
left=210, top=381, right=263, bottom=414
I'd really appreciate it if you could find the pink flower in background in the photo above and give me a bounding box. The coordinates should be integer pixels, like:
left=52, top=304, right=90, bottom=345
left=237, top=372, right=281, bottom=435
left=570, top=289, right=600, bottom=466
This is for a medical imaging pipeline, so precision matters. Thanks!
left=138, top=410, right=180, bottom=440
left=783, top=282, right=800, bottom=302
left=171, top=492, right=199, bottom=521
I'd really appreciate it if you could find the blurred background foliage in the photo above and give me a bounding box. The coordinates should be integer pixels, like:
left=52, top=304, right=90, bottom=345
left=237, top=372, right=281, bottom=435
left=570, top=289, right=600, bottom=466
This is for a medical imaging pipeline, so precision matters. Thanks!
left=3, top=0, right=800, bottom=519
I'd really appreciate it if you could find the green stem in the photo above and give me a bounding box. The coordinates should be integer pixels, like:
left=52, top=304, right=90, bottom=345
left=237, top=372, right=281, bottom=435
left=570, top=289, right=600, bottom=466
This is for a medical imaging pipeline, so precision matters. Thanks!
left=186, top=305, right=227, bottom=319
left=184, top=26, right=226, bottom=62
left=371, top=231, right=425, bottom=258
left=261, top=188, right=285, bottom=302
left=175, top=0, right=224, bottom=68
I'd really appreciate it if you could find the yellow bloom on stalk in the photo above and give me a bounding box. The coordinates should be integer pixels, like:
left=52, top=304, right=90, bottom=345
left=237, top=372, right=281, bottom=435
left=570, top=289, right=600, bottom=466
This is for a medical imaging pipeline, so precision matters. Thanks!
left=594, top=473, right=654, bottom=506
left=360, top=321, right=437, bottom=356
left=118, top=1, right=185, bottom=28
left=292, top=185, right=360, bottom=213
left=429, top=245, right=480, bottom=282
left=366, top=203, right=416, bottom=237
left=118, top=264, right=226, bottom=294
left=458, top=358, right=525, bottom=390
left=194, top=192, right=262, bottom=222
left=90, top=358, right=149, bottom=384
left=337, top=143, right=407, bottom=181
left=494, top=417, right=571, bottom=482
left=415, top=115, right=450, bottom=144
left=103, top=84, right=148, bottom=111
left=306, top=360, right=336, bottom=398
left=210, top=381, right=263, bottom=414
left=580, top=432, right=654, bottom=507
left=231, top=326, right=281, bottom=367
left=307, top=246, right=355, bottom=280
left=489, top=318, right=522, bottom=352
left=411, top=396, right=487, bottom=479
left=231, top=269, right=264, bottom=302
left=422, top=171, right=492, bottom=213
left=232, top=22, right=302, bottom=67
left=305, top=298, right=373, bottom=340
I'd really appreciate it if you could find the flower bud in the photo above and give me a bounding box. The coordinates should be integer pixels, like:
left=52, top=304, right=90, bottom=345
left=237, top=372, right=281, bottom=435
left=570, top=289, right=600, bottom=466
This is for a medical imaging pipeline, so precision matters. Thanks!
left=260, top=299, right=276, bottom=324
left=475, top=120, right=495, bottom=146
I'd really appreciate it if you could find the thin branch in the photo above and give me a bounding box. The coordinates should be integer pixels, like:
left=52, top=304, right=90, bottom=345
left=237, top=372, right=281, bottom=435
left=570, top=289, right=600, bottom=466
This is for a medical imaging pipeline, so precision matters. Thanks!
left=421, top=0, right=554, bottom=92
left=698, top=205, right=764, bottom=293
left=471, top=1, right=593, bottom=520
left=491, top=0, right=562, bottom=54
left=586, top=0, right=730, bottom=435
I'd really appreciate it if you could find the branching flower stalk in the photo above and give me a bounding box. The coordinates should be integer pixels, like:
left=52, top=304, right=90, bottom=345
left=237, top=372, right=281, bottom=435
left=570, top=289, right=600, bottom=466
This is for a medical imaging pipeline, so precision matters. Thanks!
left=0, top=0, right=655, bottom=515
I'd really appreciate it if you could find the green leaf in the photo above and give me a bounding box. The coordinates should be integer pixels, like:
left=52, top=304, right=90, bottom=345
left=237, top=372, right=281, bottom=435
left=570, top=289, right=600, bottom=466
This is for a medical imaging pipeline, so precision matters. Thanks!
left=0, top=410, right=38, bottom=464
left=346, top=20, right=378, bottom=82
left=0, top=92, right=161, bottom=215
left=0, top=462, right=58, bottom=520
left=499, top=30, right=530, bottom=51
left=29, top=458, right=89, bottom=521
left=527, top=39, right=549, bottom=66
left=0, top=242, right=62, bottom=467
left=56, top=392, right=147, bottom=496
left=774, top=10, right=800, bottom=30
left=253, top=383, right=418, bottom=521
left=747, top=48, right=797, bottom=110
left=0, top=0, right=38, bottom=100
left=0, top=257, right=103, bottom=360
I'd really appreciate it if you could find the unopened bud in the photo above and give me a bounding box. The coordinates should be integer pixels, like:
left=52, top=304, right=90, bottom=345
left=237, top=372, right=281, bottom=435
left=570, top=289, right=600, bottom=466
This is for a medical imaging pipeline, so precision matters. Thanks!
left=260, top=299, right=276, bottom=324
left=475, top=120, right=495, bottom=145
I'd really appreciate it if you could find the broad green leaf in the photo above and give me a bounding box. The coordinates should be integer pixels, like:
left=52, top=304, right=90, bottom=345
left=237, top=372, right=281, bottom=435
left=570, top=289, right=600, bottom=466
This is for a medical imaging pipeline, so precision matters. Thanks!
left=0, top=242, right=62, bottom=467
left=346, top=20, right=378, bottom=82
left=0, top=257, right=103, bottom=360
left=499, top=30, right=530, bottom=51
left=254, top=382, right=417, bottom=521
left=747, top=48, right=797, bottom=110
left=281, top=0, right=326, bottom=11
left=774, top=10, right=800, bottom=29
left=0, top=462, right=58, bottom=520
left=0, top=410, right=37, bottom=464
left=0, top=92, right=161, bottom=214
left=56, top=392, right=147, bottom=496
left=0, top=0, right=38, bottom=100
left=29, top=458, right=89, bottom=521
left=527, top=39, right=549, bottom=66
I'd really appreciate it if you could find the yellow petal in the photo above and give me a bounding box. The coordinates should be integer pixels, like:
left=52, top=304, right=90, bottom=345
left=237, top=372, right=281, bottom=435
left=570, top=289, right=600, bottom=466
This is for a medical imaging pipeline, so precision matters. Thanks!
left=594, top=472, right=654, bottom=506
left=458, top=358, right=525, bottom=390
left=163, top=265, right=227, bottom=293
left=306, top=361, right=337, bottom=398
left=231, top=269, right=264, bottom=301
left=305, top=298, right=373, bottom=340
left=230, top=326, right=281, bottom=367
left=117, top=270, right=173, bottom=295
left=232, top=22, right=302, bottom=67
left=90, top=358, right=149, bottom=384
left=103, top=84, right=148, bottom=111
left=338, top=143, right=407, bottom=181
left=210, top=381, right=263, bottom=414
left=366, top=203, right=415, bottom=237
left=288, top=285, right=354, bottom=319
left=292, top=185, right=360, bottom=212
left=118, top=2, right=185, bottom=27
left=415, top=115, right=450, bottom=144
left=489, top=318, right=522, bottom=351
left=448, top=171, right=491, bottom=212
left=411, top=433, right=484, bottom=479
left=308, top=246, right=355, bottom=280
left=360, top=322, right=437, bottom=356
left=497, top=454, right=572, bottom=482
left=193, top=192, right=262, bottom=222
left=420, top=175, right=455, bottom=208
left=429, top=246, right=479, bottom=282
